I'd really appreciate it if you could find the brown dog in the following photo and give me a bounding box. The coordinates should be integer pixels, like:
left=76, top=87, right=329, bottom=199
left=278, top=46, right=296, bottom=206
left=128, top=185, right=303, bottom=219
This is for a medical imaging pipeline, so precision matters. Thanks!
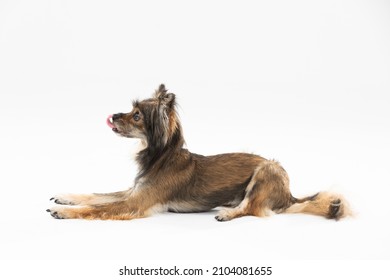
left=47, top=84, right=349, bottom=221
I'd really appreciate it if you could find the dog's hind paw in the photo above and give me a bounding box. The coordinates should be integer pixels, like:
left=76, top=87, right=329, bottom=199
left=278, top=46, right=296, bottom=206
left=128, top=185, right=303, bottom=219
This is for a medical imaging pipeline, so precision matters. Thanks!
left=215, top=209, right=234, bottom=222
left=327, top=199, right=343, bottom=220
left=215, top=215, right=229, bottom=222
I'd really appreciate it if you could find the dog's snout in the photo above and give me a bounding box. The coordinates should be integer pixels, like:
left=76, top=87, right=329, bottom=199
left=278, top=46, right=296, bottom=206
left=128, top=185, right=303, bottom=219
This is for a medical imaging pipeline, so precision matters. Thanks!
left=112, top=113, right=124, bottom=121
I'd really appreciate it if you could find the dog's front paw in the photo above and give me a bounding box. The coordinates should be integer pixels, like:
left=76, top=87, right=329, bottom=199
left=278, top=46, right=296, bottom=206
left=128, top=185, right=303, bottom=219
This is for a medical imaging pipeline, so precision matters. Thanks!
left=50, top=194, right=76, bottom=205
left=46, top=207, right=69, bottom=219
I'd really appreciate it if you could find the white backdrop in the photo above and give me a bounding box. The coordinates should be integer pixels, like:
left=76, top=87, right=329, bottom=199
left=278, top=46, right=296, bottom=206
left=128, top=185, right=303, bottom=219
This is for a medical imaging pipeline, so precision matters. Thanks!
left=1, top=0, right=389, bottom=271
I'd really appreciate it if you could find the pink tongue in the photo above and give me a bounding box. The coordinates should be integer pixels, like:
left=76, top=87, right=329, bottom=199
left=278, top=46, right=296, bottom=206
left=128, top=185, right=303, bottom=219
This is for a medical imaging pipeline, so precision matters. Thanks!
left=106, top=114, right=115, bottom=128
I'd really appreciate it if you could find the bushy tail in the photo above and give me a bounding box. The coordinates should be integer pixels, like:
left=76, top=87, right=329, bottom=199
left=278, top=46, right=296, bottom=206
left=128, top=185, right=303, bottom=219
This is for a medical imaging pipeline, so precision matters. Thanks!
left=285, top=192, right=350, bottom=220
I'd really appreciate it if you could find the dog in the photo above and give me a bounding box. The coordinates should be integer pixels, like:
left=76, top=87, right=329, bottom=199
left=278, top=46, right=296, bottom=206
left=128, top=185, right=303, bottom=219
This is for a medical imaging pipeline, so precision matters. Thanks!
left=47, top=84, right=349, bottom=221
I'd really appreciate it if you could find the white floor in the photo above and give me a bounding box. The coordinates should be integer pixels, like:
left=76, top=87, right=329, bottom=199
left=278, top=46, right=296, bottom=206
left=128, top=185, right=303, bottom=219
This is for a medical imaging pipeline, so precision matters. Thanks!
left=1, top=81, right=389, bottom=261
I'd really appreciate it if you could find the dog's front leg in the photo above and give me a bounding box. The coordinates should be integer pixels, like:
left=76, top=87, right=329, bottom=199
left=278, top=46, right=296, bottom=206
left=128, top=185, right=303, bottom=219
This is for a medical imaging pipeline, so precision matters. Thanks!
left=47, top=202, right=136, bottom=220
left=50, top=189, right=132, bottom=206
left=47, top=194, right=156, bottom=220
left=47, top=190, right=163, bottom=220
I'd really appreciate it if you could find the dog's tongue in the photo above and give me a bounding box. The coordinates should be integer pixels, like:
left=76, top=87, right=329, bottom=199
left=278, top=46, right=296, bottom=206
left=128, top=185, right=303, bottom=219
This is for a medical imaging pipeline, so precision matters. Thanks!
left=106, top=115, right=115, bottom=128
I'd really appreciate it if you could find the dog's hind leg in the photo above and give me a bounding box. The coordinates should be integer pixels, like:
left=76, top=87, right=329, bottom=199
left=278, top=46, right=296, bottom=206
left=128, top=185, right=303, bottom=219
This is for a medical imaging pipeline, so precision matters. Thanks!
left=215, top=160, right=291, bottom=221
left=283, top=191, right=350, bottom=220
left=214, top=160, right=351, bottom=222
left=50, top=189, right=132, bottom=206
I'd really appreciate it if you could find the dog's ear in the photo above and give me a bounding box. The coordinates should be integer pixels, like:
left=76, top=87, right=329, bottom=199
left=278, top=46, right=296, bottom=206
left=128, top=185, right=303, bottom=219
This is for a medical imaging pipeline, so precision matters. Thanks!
left=155, top=84, right=175, bottom=108
left=156, top=84, right=167, bottom=95
left=161, top=92, right=175, bottom=108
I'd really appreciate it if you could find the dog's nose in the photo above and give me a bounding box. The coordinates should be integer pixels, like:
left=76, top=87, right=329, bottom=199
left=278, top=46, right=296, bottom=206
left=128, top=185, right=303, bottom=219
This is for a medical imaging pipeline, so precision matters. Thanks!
left=112, top=113, right=124, bottom=121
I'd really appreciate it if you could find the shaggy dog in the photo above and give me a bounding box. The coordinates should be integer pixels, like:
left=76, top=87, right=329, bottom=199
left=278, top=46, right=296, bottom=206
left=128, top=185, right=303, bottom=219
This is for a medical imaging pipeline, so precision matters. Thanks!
left=47, top=85, right=348, bottom=221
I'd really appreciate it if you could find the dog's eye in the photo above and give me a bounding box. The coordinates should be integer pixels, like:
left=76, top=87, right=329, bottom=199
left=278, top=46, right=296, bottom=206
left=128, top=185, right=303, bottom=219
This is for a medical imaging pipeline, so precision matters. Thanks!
left=133, top=112, right=140, bottom=121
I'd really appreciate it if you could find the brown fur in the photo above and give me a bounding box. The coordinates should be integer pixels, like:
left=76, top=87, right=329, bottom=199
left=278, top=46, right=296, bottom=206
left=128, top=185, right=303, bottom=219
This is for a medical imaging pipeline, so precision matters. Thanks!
left=47, top=84, right=350, bottom=221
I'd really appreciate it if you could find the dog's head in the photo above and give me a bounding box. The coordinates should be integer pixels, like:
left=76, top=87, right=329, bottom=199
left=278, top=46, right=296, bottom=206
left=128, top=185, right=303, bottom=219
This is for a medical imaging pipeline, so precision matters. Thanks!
left=106, top=84, right=181, bottom=150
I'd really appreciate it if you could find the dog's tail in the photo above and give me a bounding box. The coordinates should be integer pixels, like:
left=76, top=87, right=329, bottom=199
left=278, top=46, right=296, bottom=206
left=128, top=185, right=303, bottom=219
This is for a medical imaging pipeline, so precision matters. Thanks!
left=283, top=191, right=351, bottom=220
